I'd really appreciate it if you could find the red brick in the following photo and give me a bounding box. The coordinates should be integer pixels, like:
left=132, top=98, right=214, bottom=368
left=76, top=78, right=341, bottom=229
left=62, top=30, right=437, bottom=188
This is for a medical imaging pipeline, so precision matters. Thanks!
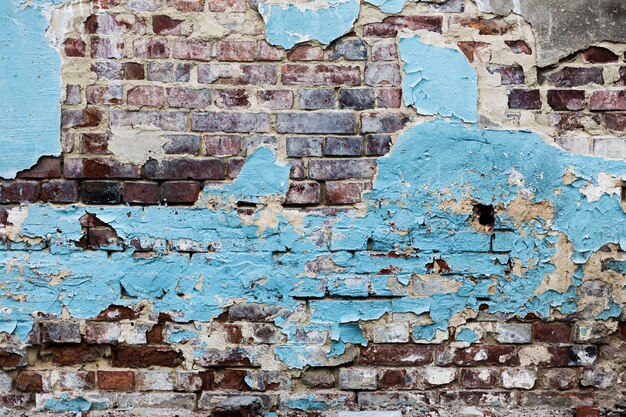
left=65, top=38, right=86, bottom=57
left=582, top=46, right=618, bottom=63
left=96, top=305, right=139, bottom=321
left=288, top=45, right=324, bottom=61
left=80, top=133, right=110, bottom=154
left=358, top=344, right=434, bottom=366
left=487, top=65, right=525, bottom=85
left=62, top=108, right=103, bottom=129
left=167, top=0, right=204, bottom=11
left=508, top=89, right=541, bottom=110
left=41, top=345, right=100, bottom=366
left=128, top=85, right=166, bottom=106
left=85, top=13, right=145, bottom=35
left=227, top=158, right=245, bottom=179
left=0, top=182, right=39, bottom=203
left=325, top=181, right=368, bottom=205
left=590, top=90, right=626, bottom=111
left=577, top=406, right=601, bottom=417
left=112, top=346, right=182, bottom=367
left=459, top=369, right=497, bottom=389
left=153, top=15, right=185, bottom=35
left=17, top=157, right=62, bottom=178
left=438, top=345, right=518, bottom=366
left=162, top=181, right=202, bottom=204
left=142, top=159, right=224, bottom=180
left=204, top=135, right=241, bottom=156
left=123, top=182, right=160, bottom=204
left=256, top=90, right=294, bottom=110
left=457, top=41, right=491, bottom=63
left=605, top=113, right=626, bottom=131
left=65, top=84, right=81, bottom=105
left=216, top=369, right=250, bottom=390
left=505, top=40, right=532, bottom=54
left=456, top=16, right=512, bottom=35
left=309, top=159, right=375, bottom=180
left=364, top=15, right=442, bottom=37
left=98, top=371, right=135, bottom=391
left=209, top=0, right=247, bottom=12
left=257, top=41, right=283, bottom=61
left=16, top=371, right=43, bottom=392
left=372, top=40, right=398, bottom=61
left=376, top=88, right=402, bottom=108
left=217, top=41, right=256, bottom=62
left=168, top=87, right=212, bottom=108
left=173, top=40, right=213, bottom=61
left=134, top=38, right=169, bottom=58
left=87, top=84, right=123, bottom=105
left=533, top=322, right=571, bottom=343
left=41, top=181, right=79, bottom=203
left=91, top=36, right=125, bottom=59
left=284, top=182, right=320, bottom=205
left=547, top=90, right=585, bottom=111
left=378, top=369, right=412, bottom=390
left=64, top=157, right=141, bottom=179
left=546, top=67, right=604, bottom=87
left=282, top=64, right=361, bottom=85
left=215, top=89, right=250, bottom=108
left=92, top=62, right=145, bottom=80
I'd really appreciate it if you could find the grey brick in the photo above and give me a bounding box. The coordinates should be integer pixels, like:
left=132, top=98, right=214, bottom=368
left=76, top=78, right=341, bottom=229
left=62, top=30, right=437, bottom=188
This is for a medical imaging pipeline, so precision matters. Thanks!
left=111, top=110, right=188, bottom=131
left=329, top=38, right=368, bottom=61
left=286, top=136, right=324, bottom=157
left=324, top=136, right=363, bottom=156
left=299, top=89, right=336, bottom=109
left=361, top=112, right=410, bottom=133
left=339, top=88, right=375, bottom=109
left=191, top=112, right=270, bottom=133
left=364, top=63, right=402, bottom=86
left=276, top=112, right=356, bottom=134
left=147, top=62, right=191, bottom=82
left=309, top=159, right=376, bottom=180
left=365, top=134, right=392, bottom=155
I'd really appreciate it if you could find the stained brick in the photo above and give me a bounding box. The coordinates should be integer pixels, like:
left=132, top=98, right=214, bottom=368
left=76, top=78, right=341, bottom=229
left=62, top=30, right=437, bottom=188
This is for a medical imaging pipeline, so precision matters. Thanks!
left=167, top=0, right=204, bottom=11
left=62, top=108, right=103, bottom=129
left=288, top=45, right=324, bottom=61
left=92, top=62, right=145, bottom=80
left=590, top=90, right=626, bottom=111
left=217, top=41, right=256, bottom=62
left=363, top=15, right=443, bottom=37
left=372, top=40, right=398, bottom=61
left=456, top=16, right=512, bottom=35
left=192, top=112, right=270, bottom=133
left=17, top=157, right=62, bottom=179
left=284, top=182, right=321, bottom=205
left=167, top=87, right=212, bottom=108
left=325, top=181, right=369, bottom=204
left=286, top=136, right=323, bottom=157
left=508, top=89, right=542, bottom=110
left=98, top=371, right=135, bottom=391
left=487, top=65, right=525, bottom=85
left=329, top=38, right=368, bottom=61
left=339, top=88, right=375, bottom=109
left=364, top=63, right=402, bottom=86
left=282, top=64, right=361, bottom=86
left=365, top=134, right=392, bottom=156
left=143, top=159, right=224, bottom=180
left=41, top=345, right=100, bottom=366
left=87, top=85, right=123, bottom=105
left=256, top=90, right=293, bottom=109
left=147, top=62, right=192, bottom=82
left=173, top=40, right=213, bottom=61
left=163, top=134, right=200, bottom=154
left=215, top=89, right=251, bottom=108
left=376, top=88, right=402, bottom=109
left=16, top=371, right=43, bottom=392
left=361, top=112, right=410, bottom=133
left=437, top=345, right=518, bottom=366
left=0, top=182, right=39, bottom=203
left=204, top=135, right=241, bottom=156
left=533, top=322, right=571, bottom=343
left=82, top=181, right=122, bottom=204
left=41, top=181, right=79, bottom=203
left=153, top=15, right=185, bottom=35
left=276, top=112, right=356, bottom=134
left=134, top=38, right=169, bottom=58
left=91, top=37, right=126, bottom=59
left=299, top=89, right=336, bottom=110
left=110, top=110, right=188, bottom=131
left=459, top=369, right=497, bottom=389
left=209, top=0, right=247, bottom=12
left=64, top=38, right=86, bottom=57
left=113, top=346, right=182, bottom=368
left=128, top=85, right=166, bottom=106
left=605, top=113, right=626, bottom=131
left=325, top=136, right=363, bottom=156
left=358, top=344, right=434, bottom=366
left=582, top=46, right=618, bottom=63
left=547, top=90, right=585, bottom=111
left=64, top=157, right=141, bottom=179
left=309, top=159, right=375, bottom=180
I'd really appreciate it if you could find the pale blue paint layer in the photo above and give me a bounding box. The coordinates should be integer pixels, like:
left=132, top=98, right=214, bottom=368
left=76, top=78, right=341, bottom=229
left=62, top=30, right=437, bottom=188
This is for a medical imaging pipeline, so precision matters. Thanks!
left=0, top=0, right=65, bottom=178
left=400, top=34, right=478, bottom=123
left=363, top=0, right=406, bottom=13
left=258, top=0, right=360, bottom=49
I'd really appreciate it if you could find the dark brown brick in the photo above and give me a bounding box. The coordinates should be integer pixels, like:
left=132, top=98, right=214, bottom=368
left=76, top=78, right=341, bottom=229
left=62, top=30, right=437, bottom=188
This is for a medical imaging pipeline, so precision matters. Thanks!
left=508, top=89, right=541, bottom=110
left=16, top=371, right=42, bottom=392
left=16, top=157, right=62, bottom=179
left=123, top=182, right=160, bottom=204
left=98, top=370, right=135, bottom=391
left=112, top=346, right=182, bottom=367
left=142, top=159, right=224, bottom=180
left=41, top=180, right=79, bottom=203
left=358, top=344, right=434, bottom=366
left=533, top=322, right=572, bottom=343
left=581, top=46, right=618, bottom=63
left=162, top=181, right=202, bottom=204
left=547, top=90, right=585, bottom=111
left=41, top=345, right=100, bottom=366
left=0, top=182, right=39, bottom=203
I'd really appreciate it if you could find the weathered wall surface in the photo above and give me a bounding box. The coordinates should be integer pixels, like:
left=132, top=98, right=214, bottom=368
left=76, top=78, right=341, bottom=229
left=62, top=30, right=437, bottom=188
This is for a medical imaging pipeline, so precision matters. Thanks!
left=0, top=0, right=625, bottom=416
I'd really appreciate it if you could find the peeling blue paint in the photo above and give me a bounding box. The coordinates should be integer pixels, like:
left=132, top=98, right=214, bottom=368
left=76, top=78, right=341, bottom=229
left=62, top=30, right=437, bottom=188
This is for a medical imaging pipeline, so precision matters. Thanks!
left=0, top=0, right=66, bottom=178
left=258, top=0, right=360, bottom=49
left=363, top=0, right=406, bottom=13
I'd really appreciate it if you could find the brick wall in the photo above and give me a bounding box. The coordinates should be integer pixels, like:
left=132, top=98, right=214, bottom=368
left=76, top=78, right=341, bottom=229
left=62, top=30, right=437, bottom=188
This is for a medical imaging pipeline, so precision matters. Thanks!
left=0, top=0, right=625, bottom=415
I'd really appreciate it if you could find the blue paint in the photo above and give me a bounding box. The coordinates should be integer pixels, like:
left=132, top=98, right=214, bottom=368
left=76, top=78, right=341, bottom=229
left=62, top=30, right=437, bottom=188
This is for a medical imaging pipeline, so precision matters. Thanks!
left=363, top=0, right=405, bottom=13
left=44, top=394, right=92, bottom=413
left=399, top=34, right=478, bottom=123
left=456, top=328, right=479, bottom=343
left=0, top=0, right=66, bottom=178
left=258, top=0, right=360, bottom=49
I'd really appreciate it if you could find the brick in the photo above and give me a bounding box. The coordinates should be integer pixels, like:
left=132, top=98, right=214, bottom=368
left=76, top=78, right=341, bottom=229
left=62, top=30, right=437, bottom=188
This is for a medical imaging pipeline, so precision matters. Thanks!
left=17, top=157, right=62, bottom=178
left=577, top=406, right=601, bottom=417
left=437, top=345, right=518, bottom=366
left=508, top=89, right=542, bottom=110
left=329, top=38, right=368, bottom=61
left=605, top=113, right=626, bottom=131
left=542, top=368, right=577, bottom=390
left=501, top=368, right=537, bottom=389
left=456, top=16, right=512, bottom=34
left=215, top=89, right=250, bottom=108
left=147, top=62, right=191, bottom=82
left=41, top=181, right=79, bottom=203
left=487, top=65, right=525, bottom=85
left=167, top=0, right=203, bottom=11
left=111, top=110, right=188, bottom=131
left=153, top=15, right=185, bottom=35
left=339, top=368, right=377, bottom=390
left=277, top=112, right=356, bottom=134
left=98, top=371, right=135, bottom=391
left=118, top=392, right=196, bottom=409
left=196, top=64, right=235, bottom=84
left=310, top=160, right=375, bottom=181
left=547, top=90, right=585, bottom=111
left=457, top=41, right=491, bottom=63
left=372, top=323, right=409, bottom=343
left=173, top=40, right=213, bottom=61
left=325, top=136, right=363, bottom=156
left=325, top=181, right=369, bottom=204
left=16, top=371, right=42, bottom=392
left=377, top=369, right=414, bottom=390
left=594, top=137, right=626, bottom=158
left=237, top=65, right=278, bottom=85
left=459, top=369, right=497, bottom=389
left=215, top=369, right=248, bottom=390
left=143, top=159, right=224, bottom=180
left=135, top=370, right=175, bottom=391
left=376, top=89, right=401, bottom=109
left=288, top=44, right=324, bottom=61
left=424, top=367, right=456, bottom=386
left=0, top=182, right=39, bottom=203
left=133, top=38, right=169, bottom=58
left=339, top=88, right=375, bottom=110
left=204, top=135, right=241, bottom=156
left=256, top=90, right=293, bottom=110
left=372, top=40, right=397, bottom=61
left=168, top=87, right=212, bottom=108
left=505, top=40, right=532, bottom=54
left=113, top=346, right=182, bottom=367
left=196, top=346, right=269, bottom=367
left=358, top=392, right=433, bottom=408
left=242, top=135, right=278, bottom=155
left=363, top=15, right=442, bottom=37
left=284, top=182, right=320, bottom=205
left=440, top=391, right=513, bottom=407
left=41, top=345, right=99, bottom=366
left=85, top=13, right=143, bottom=35
left=282, top=64, right=361, bottom=85
left=91, top=37, right=125, bottom=59
left=163, top=134, right=200, bottom=154
left=301, top=369, right=335, bottom=389
left=87, top=84, right=123, bottom=105
left=92, top=62, right=145, bottom=80
left=299, top=89, right=336, bottom=110
left=590, top=90, right=626, bottom=110
left=128, top=85, right=166, bottom=106
left=533, top=322, right=571, bottom=343
left=123, top=182, right=159, bottom=204
left=364, top=63, right=401, bottom=86
left=365, top=134, right=392, bottom=156
left=358, top=344, right=434, bottom=366
left=42, top=322, right=81, bottom=343
left=518, top=391, right=593, bottom=408
left=495, top=323, right=532, bottom=344
left=96, top=305, right=139, bottom=321
left=192, top=112, right=270, bottom=133
left=64, top=157, right=140, bottom=179
left=289, top=159, right=305, bottom=179
left=65, top=84, right=81, bottom=105
left=64, top=38, right=86, bottom=57
left=81, top=181, right=122, bottom=204
left=257, top=40, right=283, bottom=61
left=209, top=0, right=247, bottom=12
left=174, top=372, right=204, bottom=392
left=217, top=41, right=256, bottom=61
left=127, top=0, right=163, bottom=10
left=162, top=181, right=202, bottom=204
left=0, top=347, right=27, bottom=368
left=580, top=367, right=615, bottom=389
left=286, top=136, right=323, bottom=157
left=361, top=112, right=410, bottom=133
left=582, top=46, right=618, bottom=63
left=62, top=108, right=103, bottom=129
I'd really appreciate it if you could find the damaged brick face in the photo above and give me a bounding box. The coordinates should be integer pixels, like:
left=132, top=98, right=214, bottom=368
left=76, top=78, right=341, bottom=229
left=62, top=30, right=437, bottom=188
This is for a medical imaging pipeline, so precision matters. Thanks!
left=0, top=0, right=625, bottom=416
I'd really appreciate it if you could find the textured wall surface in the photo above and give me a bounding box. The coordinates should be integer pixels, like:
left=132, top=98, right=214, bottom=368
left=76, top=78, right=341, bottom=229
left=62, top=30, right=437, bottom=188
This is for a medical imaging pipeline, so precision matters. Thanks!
left=0, top=0, right=625, bottom=416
